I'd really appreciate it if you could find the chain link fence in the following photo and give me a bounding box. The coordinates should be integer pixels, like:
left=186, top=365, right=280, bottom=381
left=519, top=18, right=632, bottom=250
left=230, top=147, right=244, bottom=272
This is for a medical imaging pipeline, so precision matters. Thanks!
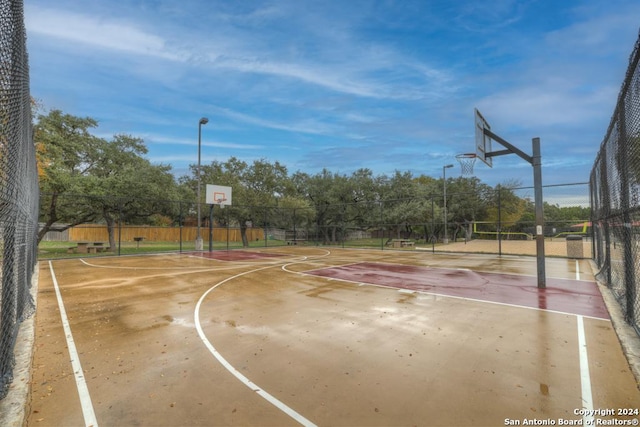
left=591, top=30, right=640, bottom=335
left=0, top=0, right=39, bottom=400
left=39, top=182, right=590, bottom=259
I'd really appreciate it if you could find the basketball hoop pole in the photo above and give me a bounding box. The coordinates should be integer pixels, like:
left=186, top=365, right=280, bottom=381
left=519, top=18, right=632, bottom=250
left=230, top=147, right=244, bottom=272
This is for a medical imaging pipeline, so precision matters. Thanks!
left=208, top=204, right=214, bottom=252
left=532, top=137, right=545, bottom=289
left=483, top=128, right=546, bottom=289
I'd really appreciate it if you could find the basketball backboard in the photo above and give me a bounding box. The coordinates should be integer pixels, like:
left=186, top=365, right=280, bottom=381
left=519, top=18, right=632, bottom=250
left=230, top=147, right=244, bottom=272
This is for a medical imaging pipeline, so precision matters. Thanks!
left=474, top=108, right=493, bottom=168
left=206, top=184, right=232, bottom=206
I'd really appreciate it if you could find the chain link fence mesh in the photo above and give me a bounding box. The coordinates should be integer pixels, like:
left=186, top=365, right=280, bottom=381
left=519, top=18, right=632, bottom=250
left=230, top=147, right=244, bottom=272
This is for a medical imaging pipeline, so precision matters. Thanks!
left=591, top=30, right=640, bottom=334
left=39, top=182, right=590, bottom=259
left=0, top=0, right=39, bottom=400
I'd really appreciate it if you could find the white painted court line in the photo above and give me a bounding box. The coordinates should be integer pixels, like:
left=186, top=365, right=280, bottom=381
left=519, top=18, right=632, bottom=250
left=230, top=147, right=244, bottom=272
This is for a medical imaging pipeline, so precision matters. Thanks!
left=286, top=267, right=608, bottom=321
left=575, top=260, right=581, bottom=281
left=194, top=264, right=317, bottom=427
left=48, top=261, right=98, bottom=427
left=577, top=315, right=594, bottom=425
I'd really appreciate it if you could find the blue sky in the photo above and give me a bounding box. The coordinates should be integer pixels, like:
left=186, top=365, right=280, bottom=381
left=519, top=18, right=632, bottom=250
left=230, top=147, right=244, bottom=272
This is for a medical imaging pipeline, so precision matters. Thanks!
left=24, top=0, right=640, bottom=194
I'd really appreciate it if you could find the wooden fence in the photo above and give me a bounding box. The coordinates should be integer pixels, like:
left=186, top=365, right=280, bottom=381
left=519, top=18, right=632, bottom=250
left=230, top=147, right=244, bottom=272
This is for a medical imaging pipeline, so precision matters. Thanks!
left=68, top=225, right=266, bottom=243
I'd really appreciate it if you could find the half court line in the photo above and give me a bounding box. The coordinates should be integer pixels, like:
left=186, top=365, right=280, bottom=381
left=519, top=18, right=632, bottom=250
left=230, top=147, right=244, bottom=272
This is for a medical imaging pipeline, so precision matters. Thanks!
left=48, top=261, right=98, bottom=427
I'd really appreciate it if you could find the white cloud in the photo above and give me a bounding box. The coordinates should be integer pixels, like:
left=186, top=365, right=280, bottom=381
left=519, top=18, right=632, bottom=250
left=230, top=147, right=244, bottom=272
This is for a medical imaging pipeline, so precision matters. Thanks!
left=480, top=83, right=617, bottom=128
left=25, top=6, right=183, bottom=61
left=25, top=4, right=457, bottom=101
left=147, top=134, right=264, bottom=150
left=211, top=106, right=339, bottom=136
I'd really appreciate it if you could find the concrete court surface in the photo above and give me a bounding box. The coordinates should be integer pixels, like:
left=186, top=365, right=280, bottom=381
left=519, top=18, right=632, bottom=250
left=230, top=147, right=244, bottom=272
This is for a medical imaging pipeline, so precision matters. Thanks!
left=23, top=247, right=640, bottom=426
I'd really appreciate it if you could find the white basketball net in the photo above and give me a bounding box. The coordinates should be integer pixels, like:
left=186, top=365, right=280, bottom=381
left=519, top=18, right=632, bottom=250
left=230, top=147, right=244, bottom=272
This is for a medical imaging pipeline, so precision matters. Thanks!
left=456, top=154, right=477, bottom=176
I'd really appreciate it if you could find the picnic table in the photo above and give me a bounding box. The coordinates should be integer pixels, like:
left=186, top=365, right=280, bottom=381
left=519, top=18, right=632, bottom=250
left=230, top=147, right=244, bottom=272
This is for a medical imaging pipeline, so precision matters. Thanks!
left=286, top=239, right=306, bottom=245
left=387, top=239, right=415, bottom=248
left=68, top=242, right=108, bottom=254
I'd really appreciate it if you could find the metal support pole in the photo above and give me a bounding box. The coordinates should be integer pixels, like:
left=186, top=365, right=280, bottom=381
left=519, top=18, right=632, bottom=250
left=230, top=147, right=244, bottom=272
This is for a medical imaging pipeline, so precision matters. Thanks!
left=179, top=202, right=183, bottom=253
left=532, top=137, right=546, bottom=289
left=431, top=196, right=435, bottom=253
left=497, top=185, right=502, bottom=257
left=443, top=164, right=453, bottom=244
left=208, top=204, right=213, bottom=252
left=196, top=125, right=202, bottom=250
left=380, top=201, right=384, bottom=250
left=196, top=117, right=208, bottom=251
left=118, top=202, right=122, bottom=256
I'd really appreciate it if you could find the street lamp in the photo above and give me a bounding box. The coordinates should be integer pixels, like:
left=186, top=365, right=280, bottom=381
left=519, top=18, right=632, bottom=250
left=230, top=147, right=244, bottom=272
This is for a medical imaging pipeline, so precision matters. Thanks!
left=196, top=117, right=209, bottom=251
left=443, top=164, right=454, bottom=244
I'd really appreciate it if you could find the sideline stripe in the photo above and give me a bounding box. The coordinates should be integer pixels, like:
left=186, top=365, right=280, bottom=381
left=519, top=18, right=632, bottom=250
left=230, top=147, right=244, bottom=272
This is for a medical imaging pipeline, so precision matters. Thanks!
left=577, top=315, right=594, bottom=425
left=575, top=260, right=581, bottom=281
left=48, top=261, right=98, bottom=427
left=194, top=264, right=317, bottom=427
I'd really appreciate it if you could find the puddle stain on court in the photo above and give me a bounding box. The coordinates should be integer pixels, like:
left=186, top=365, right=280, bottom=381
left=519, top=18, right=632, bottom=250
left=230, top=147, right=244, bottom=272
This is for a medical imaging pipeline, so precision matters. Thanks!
left=396, top=291, right=417, bottom=304
left=30, top=250, right=640, bottom=427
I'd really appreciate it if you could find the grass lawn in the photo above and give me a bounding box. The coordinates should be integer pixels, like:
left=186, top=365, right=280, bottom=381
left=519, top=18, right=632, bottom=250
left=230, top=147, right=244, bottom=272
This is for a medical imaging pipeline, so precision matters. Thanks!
left=37, top=239, right=289, bottom=259
left=38, top=237, right=433, bottom=259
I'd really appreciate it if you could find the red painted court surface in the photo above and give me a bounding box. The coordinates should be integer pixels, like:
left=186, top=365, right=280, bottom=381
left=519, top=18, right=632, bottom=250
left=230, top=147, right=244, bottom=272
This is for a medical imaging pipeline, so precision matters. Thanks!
left=308, top=262, right=609, bottom=319
left=24, top=247, right=640, bottom=427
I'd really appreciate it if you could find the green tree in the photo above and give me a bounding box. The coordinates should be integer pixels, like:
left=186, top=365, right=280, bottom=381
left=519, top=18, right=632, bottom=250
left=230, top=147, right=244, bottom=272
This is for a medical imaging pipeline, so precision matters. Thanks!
left=36, top=109, right=179, bottom=246
left=292, top=169, right=342, bottom=244
left=484, top=183, right=527, bottom=237
left=90, top=134, right=179, bottom=249
left=382, top=171, right=425, bottom=239
left=36, top=110, right=103, bottom=242
left=446, top=177, right=493, bottom=240
left=194, top=157, right=293, bottom=247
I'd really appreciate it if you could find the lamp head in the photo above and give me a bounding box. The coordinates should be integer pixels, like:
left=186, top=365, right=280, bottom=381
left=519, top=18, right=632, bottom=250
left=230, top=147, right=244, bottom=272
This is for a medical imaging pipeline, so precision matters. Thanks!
left=199, top=117, right=209, bottom=125
left=444, top=164, right=454, bottom=169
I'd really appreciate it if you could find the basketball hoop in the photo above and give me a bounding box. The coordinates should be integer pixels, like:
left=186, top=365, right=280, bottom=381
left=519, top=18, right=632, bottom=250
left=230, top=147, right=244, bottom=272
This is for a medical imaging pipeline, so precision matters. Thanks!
left=215, top=198, right=227, bottom=208
left=456, top=153, right=477, bottom=176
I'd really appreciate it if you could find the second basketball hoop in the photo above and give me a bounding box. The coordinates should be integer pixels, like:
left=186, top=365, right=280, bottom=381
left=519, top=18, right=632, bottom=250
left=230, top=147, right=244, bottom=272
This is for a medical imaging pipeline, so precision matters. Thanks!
left=205, top=184, right=232, bottom=206
left=455, top=153, right=477, bottom=176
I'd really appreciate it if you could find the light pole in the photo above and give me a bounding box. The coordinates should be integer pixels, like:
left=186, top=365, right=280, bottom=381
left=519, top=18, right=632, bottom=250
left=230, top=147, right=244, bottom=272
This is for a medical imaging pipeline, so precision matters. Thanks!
left=196, top=117, right=209, bottom=251
left=443, top=164, right=453, bottom=244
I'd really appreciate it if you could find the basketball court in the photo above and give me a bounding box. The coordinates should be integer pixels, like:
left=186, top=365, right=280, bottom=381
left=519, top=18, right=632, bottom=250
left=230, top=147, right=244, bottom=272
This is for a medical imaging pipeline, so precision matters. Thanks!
left=26, top=246, right=640, bottom=426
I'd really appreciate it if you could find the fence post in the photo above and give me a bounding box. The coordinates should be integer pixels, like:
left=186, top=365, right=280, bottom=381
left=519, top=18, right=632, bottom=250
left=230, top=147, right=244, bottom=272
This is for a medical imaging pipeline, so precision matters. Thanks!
left=118, top=201, right=123, bottom=256
left=380, top=201, right=384, bottom=250
left=617, top=97, right=636, bottom=324
left=179, top=202, right=183, bottom=253
left=497, top=185, right=502, bottom=257
left=430, top=196, right=435, bottom=252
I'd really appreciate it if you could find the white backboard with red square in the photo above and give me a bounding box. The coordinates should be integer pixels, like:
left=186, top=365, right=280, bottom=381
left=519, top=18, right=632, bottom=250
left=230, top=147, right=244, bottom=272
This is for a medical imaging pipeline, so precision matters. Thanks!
left=206, top=184, right=232, bottom=206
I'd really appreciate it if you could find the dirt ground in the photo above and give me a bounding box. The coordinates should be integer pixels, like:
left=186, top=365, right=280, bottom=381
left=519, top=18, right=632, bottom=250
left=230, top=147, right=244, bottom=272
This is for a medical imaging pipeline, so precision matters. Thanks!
left=431, top=238, right=592, bottom=258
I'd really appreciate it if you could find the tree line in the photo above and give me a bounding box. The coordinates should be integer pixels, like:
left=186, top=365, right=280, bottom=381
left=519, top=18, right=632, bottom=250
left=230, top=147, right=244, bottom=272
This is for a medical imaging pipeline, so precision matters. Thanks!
left=36, top=109, right=590, bottom=247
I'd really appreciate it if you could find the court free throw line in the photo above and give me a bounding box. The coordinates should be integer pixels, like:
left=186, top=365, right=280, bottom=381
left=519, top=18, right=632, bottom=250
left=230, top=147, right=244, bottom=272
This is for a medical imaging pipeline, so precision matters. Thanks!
left=48, top=261, right=98, bottom=427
